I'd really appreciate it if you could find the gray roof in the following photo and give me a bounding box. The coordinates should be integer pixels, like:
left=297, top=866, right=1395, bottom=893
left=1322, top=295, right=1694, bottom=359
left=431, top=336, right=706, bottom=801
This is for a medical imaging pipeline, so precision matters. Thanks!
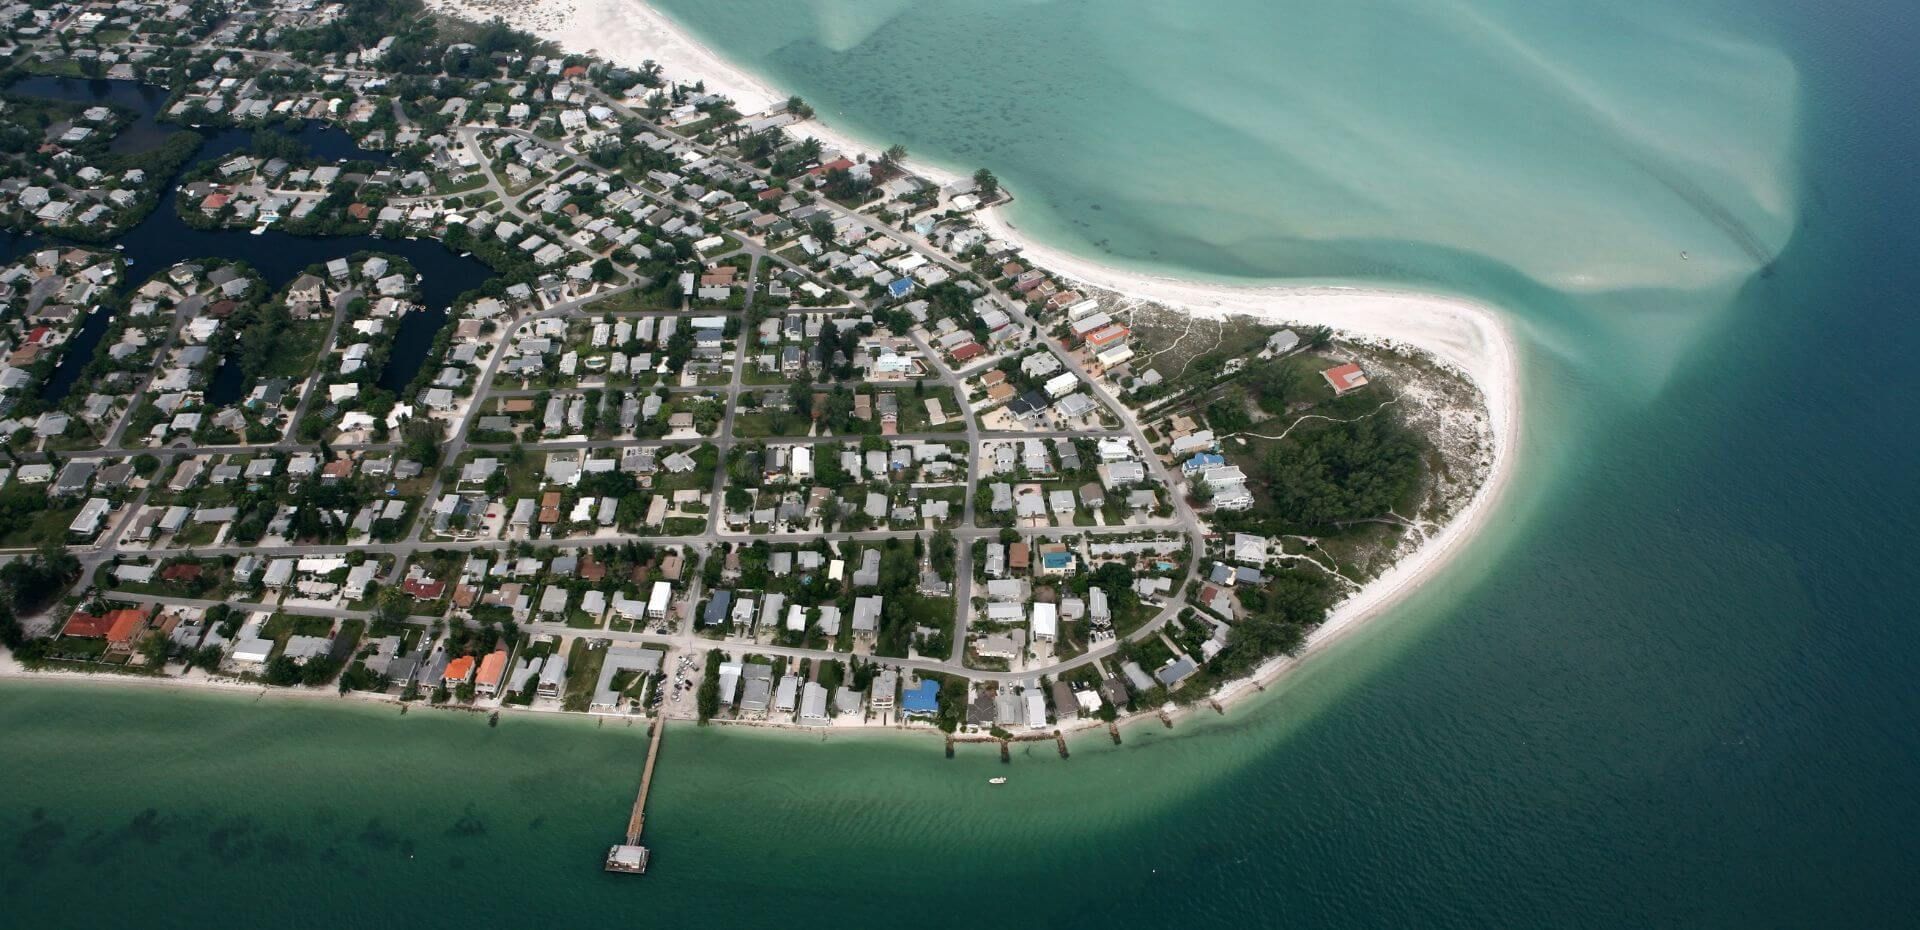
left=591, top=646, right=665, bottom=710
left=702, top=590, right=733, bottom=625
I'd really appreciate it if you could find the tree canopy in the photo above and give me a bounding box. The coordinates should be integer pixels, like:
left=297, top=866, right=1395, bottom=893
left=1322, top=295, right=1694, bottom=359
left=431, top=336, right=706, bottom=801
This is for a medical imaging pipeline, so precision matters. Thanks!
left=1262, top=415, right=1424, bottom=527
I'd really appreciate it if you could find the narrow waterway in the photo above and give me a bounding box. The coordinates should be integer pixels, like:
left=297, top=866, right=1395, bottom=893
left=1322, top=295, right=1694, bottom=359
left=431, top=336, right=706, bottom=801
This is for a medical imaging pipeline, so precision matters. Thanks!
left=8, top=77, right=493, bottom=403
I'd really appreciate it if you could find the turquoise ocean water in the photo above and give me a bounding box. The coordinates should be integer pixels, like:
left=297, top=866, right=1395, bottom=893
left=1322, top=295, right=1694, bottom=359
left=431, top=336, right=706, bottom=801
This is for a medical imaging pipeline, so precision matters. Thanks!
left=6, top=0, right=1919, bottom=924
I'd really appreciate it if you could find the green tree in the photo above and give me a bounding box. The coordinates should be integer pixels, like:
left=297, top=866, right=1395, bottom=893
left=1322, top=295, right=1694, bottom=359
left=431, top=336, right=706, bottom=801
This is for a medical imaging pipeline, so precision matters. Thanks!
left=973, top=168, right=999, bottom=201
left=879, top=144, right=908, bottom=175
left=696, top=648, right=722, bottom=722
left=376, top=586, right=411, bottom=625
left=1262, top=416, right=1423, bottom=527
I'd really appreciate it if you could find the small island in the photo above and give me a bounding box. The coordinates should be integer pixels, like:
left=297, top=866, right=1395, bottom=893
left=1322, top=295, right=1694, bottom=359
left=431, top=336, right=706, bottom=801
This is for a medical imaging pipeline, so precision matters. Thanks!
left=0, top=0, right=1509, bottom=750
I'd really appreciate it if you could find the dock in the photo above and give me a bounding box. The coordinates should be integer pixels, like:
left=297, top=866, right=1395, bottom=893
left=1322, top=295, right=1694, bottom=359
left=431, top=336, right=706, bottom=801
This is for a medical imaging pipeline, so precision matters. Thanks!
left=605, top=716, right=666, bottom=874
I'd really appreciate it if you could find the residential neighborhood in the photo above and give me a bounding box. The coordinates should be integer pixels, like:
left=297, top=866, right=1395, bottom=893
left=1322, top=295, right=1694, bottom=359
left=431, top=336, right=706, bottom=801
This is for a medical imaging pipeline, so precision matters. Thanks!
left=0, top=0, right=1490, bottom=747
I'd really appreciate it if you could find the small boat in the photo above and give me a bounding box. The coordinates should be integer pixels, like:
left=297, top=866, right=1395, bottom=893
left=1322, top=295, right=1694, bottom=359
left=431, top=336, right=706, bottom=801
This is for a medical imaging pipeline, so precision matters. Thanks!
left=988, top=777, right=1007, bottom=785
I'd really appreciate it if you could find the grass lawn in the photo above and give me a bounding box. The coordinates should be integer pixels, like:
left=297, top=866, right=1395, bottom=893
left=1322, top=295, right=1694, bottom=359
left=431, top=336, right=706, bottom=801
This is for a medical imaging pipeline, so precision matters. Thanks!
left=587, top=288, right=678, bottom=314
left=662, top=517, right=706, bottom=536
left=432, top=171, right=489, bottom=195
left=741, top=366, right=792, bottom=386
left=23, top=58, right=85, bottom=77
left=1113, top=600, right=1158, bottom=639
left=562, top=637, right=607, bottom=712
left=731, top=411, right=812, bottom=438
left=262, top=612, right=335, bottom=642
left=1, top=503, right=83, bottom=548
left=261, top=321, right=333, bottom=381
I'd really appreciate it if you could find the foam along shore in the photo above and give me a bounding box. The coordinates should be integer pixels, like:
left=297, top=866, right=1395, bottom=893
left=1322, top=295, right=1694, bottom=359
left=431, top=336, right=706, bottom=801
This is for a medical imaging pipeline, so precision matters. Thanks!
left=426, top=0, right=928, bottom=185
left=426, top=0, right=1517, bottom=407
left=434, top=0, right=1521, bottom=714
left=971, top=223, right=1523, bottom=721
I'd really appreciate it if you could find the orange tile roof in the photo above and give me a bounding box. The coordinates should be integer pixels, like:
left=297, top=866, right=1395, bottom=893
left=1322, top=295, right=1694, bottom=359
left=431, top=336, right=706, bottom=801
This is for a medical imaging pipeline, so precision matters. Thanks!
left=1321, top=363, right=1369, bottom=394
left=62, top=611, right=114, bottom=638
left=475, top=649, right=509, bottom=688
left=443, top=655, right=476, bottom=684
left=105, top=610, right=147, bottom=645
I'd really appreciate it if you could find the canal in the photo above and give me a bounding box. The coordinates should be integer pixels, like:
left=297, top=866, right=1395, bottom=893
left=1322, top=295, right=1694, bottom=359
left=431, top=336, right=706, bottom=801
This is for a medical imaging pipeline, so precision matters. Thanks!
left=7, top=77, right=494, bottom=403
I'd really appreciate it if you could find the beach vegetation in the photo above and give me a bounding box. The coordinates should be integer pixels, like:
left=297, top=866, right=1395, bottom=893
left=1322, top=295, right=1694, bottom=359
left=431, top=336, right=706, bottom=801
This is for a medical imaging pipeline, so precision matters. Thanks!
left=973, top=168, right=999, bottom=201
left=697, top=649, right=722, bottom=722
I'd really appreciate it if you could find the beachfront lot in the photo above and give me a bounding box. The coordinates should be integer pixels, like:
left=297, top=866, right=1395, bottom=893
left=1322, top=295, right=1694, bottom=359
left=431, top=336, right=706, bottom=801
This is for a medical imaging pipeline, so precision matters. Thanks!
left=0, top=0, right=1505, bottom=742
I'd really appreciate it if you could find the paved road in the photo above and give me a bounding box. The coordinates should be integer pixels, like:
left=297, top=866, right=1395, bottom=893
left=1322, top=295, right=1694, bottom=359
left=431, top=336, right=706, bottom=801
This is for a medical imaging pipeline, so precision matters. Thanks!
left=42, top=60, right=1215, bottom=690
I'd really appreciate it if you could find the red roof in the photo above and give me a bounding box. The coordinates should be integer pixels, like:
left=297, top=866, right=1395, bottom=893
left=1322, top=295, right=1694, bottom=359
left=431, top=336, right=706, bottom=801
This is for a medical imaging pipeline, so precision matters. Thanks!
left=950, top=342, right=984, bottom=362
left=403, top=577, right=446, bottom=600
left=563, top=64, right=588, bottom=77
left=1321, top=363, right=1369, bottom=394
left=65, top=607, right=149, bottom=642
left=475, top=649, right=509, bottom=688
left=1085, top=325, right=1130, bottom=348
left=757, top=187, right=784, bottom=202
left=347, top=203, right=371, bottom=220
left=201, top=192, right=229, bottom=211
left=443, top=655, right=476, bottom=684
left=160, top=563, right=203, bottom=582
left=810, top=157, right=856, bottom=177
left=105, top=610, right=147, bottom=645
left=62, top=610, right=114, bottom=638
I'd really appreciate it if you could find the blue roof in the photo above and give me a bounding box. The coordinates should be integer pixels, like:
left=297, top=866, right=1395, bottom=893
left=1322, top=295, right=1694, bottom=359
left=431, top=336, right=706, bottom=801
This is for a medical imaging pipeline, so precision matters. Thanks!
left=901, top=679, right=941, bottom=714
left=702, top=590, right=732, bottom=624
left=887, top=278, right=914, bottom=298
left=1043, top=551, right=1073, bottom=569
left=1182, top=452, right=1225, bottom=474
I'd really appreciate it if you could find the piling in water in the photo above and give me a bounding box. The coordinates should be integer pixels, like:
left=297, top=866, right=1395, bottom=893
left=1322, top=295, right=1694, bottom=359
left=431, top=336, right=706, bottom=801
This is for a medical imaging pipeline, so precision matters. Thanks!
left=626, top=717, right=667, bottom=845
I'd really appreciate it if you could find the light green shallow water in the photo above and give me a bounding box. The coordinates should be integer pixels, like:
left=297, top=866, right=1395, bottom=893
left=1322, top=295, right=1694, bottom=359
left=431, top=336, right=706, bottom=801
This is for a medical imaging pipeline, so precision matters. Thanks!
left=7, top=0, right=1920, bottom=924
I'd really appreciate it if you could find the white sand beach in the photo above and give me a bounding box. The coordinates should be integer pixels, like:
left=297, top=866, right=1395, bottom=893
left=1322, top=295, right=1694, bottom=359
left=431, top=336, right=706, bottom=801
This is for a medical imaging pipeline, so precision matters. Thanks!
left=427, top=0, right=901, bottom=175
left=426, top=0, right=1525, bottom=706
left=0, top=0, right=1521, bottom=733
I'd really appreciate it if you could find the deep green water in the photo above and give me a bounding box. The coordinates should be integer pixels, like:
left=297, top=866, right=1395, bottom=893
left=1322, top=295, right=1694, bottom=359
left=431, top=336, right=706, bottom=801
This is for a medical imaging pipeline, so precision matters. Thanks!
left=7, top=0, right=1920, bottom=924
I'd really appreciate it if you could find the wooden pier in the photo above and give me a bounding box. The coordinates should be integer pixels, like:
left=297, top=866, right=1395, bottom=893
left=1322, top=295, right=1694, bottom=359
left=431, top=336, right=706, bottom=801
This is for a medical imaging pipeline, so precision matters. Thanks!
left=1054, top=730, right=1070, bottom=759
left=606, top=716, right=666, bottom=874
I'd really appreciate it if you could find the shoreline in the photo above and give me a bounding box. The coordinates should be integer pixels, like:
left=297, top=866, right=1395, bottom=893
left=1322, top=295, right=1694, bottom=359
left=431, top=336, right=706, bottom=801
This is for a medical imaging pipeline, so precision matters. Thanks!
left=15, top=0, right=1524, bottom=741
left=427, top=0, right=1524, bottom=723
